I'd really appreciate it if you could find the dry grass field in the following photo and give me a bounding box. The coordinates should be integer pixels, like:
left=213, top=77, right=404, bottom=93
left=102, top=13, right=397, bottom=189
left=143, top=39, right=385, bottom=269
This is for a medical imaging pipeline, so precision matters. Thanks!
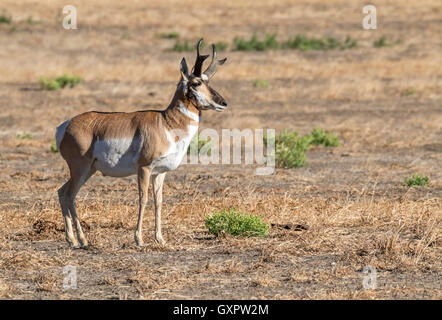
left=0, top=0, right=441, bottom=299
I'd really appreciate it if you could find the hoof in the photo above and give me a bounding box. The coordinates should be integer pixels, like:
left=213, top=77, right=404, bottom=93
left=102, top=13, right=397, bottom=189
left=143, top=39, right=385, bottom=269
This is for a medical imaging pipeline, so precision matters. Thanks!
left=67, top=239, right=80, bottom=249
left=135, top=233, right=144, bottom=247
left=155, top=237, right=166, bottom=246
left=135, top=239, right=145, bottom=247
left=80, top=244, right=91, bottom=250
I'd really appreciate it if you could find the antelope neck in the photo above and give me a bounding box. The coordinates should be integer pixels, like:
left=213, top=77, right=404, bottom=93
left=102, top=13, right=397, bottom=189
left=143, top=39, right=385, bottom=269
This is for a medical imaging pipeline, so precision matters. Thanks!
left=163, top=97, right=200, bottom=130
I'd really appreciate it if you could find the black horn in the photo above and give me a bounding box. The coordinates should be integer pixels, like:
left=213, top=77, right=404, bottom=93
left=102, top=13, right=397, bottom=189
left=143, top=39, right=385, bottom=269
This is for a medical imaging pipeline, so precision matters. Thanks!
left=192, top=38, right=209, bottom=77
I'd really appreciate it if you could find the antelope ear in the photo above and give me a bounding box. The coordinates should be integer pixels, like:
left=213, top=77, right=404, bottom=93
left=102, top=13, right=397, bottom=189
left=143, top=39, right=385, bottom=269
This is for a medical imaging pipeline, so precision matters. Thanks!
left=180, top=58, right=189, bottom=81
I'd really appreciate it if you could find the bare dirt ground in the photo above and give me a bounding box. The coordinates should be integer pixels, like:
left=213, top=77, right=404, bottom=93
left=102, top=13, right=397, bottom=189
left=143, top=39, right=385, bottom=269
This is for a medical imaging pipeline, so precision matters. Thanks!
left=0, top=0, right=441, bottom=299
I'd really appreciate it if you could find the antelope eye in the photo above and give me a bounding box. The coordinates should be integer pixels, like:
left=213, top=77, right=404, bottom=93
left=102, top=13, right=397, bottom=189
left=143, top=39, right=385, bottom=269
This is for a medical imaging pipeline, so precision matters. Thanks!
left=191, top=81, right=201, bottom=87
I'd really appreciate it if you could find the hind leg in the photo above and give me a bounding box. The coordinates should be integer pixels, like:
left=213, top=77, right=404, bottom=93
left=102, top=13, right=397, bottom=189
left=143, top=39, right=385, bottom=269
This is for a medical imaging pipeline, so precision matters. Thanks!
left=65, top=165, right=96, bottom=248
left=58, top=180, right=78, bottom=248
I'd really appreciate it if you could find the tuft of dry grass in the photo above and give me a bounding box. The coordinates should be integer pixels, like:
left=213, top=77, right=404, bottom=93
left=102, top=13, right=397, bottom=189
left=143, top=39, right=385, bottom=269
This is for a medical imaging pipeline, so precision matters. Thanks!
left=0, top=279, right=15, bottom=298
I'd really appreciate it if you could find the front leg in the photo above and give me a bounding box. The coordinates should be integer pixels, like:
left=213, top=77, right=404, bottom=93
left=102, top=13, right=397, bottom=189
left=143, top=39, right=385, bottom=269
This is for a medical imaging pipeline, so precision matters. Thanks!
left=135, top=166, right=151, bottom=247
left=151, top=173, right=166, bottom=245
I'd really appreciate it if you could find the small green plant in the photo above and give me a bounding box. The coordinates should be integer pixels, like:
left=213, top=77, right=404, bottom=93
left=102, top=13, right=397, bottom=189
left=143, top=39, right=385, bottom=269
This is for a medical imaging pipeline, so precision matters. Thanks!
left=206, top=208, right=269, bottom=237
left=233, top=34, right=280, bottom=51
left=50, top=140, right=58, bottom=153
left=273, top=130, right=311, bottom=168
left=307, top=127, right=340, bottom=147
left=403, top=89, right=415, bottom=96
left=373, top=35, right=390, bottom=48
left=26, top=16, right=35, bottom=25
left=121, top=32, right=131, bottom=40
left=171, top=40, right=193, bottom=52
left=233, top=34, right=357, bottom=51
left=284, top=35, right=357, bottom=51
left=0, top=11, right=12, bottom=24
left=187, top=133, right=212, bottom=155
left=403, top=174, right=429, bottom=187
left=340, top=35, right=358, bottom=49
left=266, top=128, right=340, bottom=168
left=252, top=79, right=269, bottom=88
left=40, top=78, right=61, bottom=90
left=17, top=131, right=32, bottom=140
left=158, top=32, right=180, bottom=39
left=285, top=35, right=326, bottom=51
left=214, top=41, right=228, bottom=51
left=40, top=74, right=82, bottom=90
left=54, top=74, right=82, bottom=88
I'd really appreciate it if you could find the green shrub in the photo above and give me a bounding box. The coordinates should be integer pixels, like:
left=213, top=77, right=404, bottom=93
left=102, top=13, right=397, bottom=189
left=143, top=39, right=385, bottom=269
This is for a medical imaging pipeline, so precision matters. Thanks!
left=121, top=32, right=131, bottom=40
left=274, top=130, right=311, bottom=168
left=16, top=131, right=32, bottom=139
left=340, top=35, right=358, bottom=49
left=214, top=41, right=228, bottom=51
left=373, top=35, right=389, bottom=48
left=206, top=208, right=269, bottom=237
left=284, top=35, right=327, bottom=51
left=187, top=133, right=212, bottom=155
left=267, top=128, right=340, bottom=168
left=284, top=35, right=357, bottom=51
left=158, top=32, right=180, bottom=39
left=171, top=40, right=193, bottom=52
left=50, top=140, right=58, bottom=153
left=403, top=89, right=415, bottom=96
left=40, top=74, right=82, bottom=90
left=403, top=174, right=429, bottom=187
left=55, top=74, right=82, bottom=88
left=26, top=16, right=35, bottom=25
left=40, top=78, right=61, bottom=90
left=308, top=127, right=340, bottom=147
left=253, top=79, right=269, bottom=88
left=0, top=12, right=12, bottom=24
left=233, top=34, right=357, bottom=51
left=233, top=34, right=280, bottom=51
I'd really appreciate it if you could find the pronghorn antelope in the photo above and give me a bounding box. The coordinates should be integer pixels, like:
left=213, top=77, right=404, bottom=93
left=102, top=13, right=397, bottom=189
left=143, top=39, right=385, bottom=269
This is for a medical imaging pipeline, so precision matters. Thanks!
left=56, top=39, right=227, bottom=248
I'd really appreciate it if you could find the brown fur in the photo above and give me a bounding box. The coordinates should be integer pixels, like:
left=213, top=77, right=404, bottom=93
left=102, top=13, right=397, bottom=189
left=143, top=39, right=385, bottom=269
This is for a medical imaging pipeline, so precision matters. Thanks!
left=59, top=87, right=199, bottom=168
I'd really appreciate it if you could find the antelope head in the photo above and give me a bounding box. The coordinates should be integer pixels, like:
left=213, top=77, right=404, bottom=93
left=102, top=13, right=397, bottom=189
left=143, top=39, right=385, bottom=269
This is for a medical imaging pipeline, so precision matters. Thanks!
left=180, top=39, right=228, bottom=112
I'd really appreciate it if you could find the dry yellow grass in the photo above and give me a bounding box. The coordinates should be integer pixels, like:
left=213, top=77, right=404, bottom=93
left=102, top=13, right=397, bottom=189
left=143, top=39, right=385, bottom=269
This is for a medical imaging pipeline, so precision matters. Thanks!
left=0, top=0, right=441, bottom=299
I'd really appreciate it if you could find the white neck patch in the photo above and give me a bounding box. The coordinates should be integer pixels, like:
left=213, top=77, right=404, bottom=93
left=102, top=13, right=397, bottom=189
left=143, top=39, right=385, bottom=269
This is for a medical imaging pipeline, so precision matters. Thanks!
left=178, top=103, right=200, bottom=122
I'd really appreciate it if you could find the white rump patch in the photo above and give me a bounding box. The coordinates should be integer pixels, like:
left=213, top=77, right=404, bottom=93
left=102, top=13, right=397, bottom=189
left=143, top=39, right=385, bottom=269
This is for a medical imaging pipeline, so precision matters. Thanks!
left=55, top=119, right=70, bottom=150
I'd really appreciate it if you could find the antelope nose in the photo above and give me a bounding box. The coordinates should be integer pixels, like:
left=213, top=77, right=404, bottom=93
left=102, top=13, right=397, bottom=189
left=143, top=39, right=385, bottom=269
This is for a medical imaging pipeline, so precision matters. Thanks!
left=221, top=100, right=227, bottom=107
